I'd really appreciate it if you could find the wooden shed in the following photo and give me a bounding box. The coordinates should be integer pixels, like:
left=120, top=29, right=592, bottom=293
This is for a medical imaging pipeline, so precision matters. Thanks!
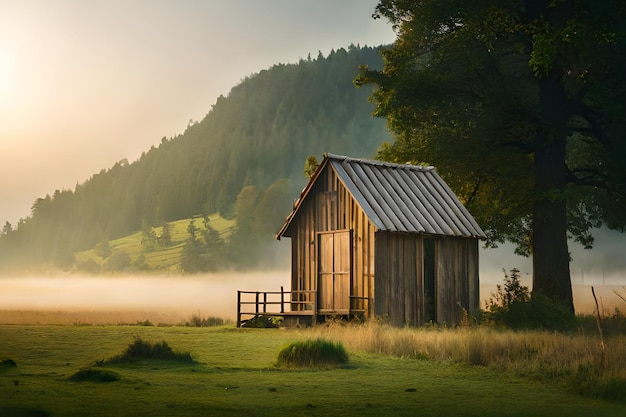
left=275, top=153, right=486, bottom=326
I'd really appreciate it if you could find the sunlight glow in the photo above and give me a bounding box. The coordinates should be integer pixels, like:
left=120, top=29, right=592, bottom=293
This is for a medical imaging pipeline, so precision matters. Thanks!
left=0, top=50, right=17, bottom=110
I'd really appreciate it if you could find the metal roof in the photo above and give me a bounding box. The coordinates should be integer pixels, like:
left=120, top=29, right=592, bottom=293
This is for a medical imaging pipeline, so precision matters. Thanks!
left=277, top=153, right=486, bottom=239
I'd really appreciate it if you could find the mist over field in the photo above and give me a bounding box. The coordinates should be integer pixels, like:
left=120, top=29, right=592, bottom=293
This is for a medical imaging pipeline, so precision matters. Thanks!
left=0, top=272, right=290, bottom=324
left=0, top=267, right=623, bottom=326
left=0, top=229, right=623, bottom=324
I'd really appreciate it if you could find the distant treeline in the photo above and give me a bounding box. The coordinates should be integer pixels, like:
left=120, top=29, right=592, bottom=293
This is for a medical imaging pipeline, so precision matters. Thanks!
left=0, top=45, right=390, bottom=271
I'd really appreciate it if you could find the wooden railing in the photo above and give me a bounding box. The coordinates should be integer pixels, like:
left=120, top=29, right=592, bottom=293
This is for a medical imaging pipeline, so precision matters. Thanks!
left=349, top=295, right=370, bottom=314
left=236, top=287, right=317, bottom=327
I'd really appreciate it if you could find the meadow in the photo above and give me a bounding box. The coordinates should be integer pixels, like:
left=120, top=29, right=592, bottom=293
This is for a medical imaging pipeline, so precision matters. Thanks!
left=1, top=321, right=625, bottom=417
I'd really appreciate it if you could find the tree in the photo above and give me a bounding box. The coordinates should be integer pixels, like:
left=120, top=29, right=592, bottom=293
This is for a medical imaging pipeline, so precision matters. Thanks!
left=304, top=156, right=319, bottom=180
left=226, top=186, right=262, bottom=268
left=187, top=217, right=199, bottom=241
left=159, top=222, right=172, bottom=248
left=94, top=238, right=112, bottom=259
left=254, top=179, right=293, bottom=236
left=1, top=221, right=12, bottom=236
left=200, top=216, right=224, bottom=271
left=357, top=0, right=626, bottom=312
left=104, top=250, right=131, bottom=272
left=181, top=218, right=204, bottom=273
left=181, top=216, right=225, bottom=272
left=141, top=220, right=157, bottom=251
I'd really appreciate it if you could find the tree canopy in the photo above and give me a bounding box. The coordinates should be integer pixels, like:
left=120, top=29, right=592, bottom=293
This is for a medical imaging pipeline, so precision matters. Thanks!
left=357, top=0, right=626, bottom=312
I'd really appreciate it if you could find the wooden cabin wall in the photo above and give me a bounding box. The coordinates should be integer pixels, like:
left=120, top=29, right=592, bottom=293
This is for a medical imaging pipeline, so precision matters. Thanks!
left=288, top=166, right=375, bottom=315
left=435, top=237, right=480, bottom=325
left=348, top=189, right=376, bottom=317
left=467, top=238, right=480, bottom=317
left=374, top=232, right=424, bottom=327
left=375, top=233, right=480, bottom=327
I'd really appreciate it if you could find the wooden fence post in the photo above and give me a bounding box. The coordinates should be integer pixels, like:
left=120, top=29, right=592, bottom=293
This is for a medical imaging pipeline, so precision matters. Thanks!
left=236, top=291, right=241, bottom=328
left=280, top=286, right=285, bottom=313
left=255, top=291, right=259, bottom=315
left=312, top=291, right=317, bottom=326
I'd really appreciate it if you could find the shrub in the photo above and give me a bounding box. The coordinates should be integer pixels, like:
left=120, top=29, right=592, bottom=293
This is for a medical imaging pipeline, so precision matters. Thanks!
left=106, top=338, right=194, bottom=363
left=103, top=250, right=131, bottom=272
left=484, top=268, right=576, bottom=331
left=69, top=368, right=120, bottom=382
left=276, top=339, right=348, bottom=369
left=525, top=293, right=577, bottom=331
left=133, top=254, right=151, bottom=271
left=578, top=307, right=626, bottom=337
left=484, top=268, right=529, bottom=318
left=0, top=358, right=17, bottom=371
left=241, top=315, right=282, bottom=328
left=75, top=258, right=101, bottom=273
left=185, top=315, right=224, bottom=327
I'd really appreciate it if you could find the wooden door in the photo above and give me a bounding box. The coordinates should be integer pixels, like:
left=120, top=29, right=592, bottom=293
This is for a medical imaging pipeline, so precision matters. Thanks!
left=318, top=231, right=351, bottom=313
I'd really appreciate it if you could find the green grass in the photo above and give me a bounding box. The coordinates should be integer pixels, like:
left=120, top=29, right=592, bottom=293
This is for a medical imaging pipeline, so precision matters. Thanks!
left=1, top=324, right=625, bottom=417
left=74, top=215, right=235, bottom=271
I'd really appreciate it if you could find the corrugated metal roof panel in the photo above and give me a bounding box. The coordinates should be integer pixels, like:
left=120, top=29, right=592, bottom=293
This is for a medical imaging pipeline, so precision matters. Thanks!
left=331, top=161, right=385, bottom=229
left=327, top=153, right=486, bottom=238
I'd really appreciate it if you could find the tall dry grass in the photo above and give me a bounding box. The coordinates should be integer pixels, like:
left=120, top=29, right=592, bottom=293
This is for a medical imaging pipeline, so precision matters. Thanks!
left=302, top=321, right=626, bottom=401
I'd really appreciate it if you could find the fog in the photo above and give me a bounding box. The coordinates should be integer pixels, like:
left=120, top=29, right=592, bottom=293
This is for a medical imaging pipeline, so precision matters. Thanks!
left=0, top=272, right=290, bottom=325
left=2, top=229, right=625, bottom=324
left=0, top=268, right=623, bottom=325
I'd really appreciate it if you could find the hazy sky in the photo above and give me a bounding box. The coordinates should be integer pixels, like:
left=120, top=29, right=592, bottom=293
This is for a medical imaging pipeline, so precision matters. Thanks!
left=0, top=0, right=395, bottom=225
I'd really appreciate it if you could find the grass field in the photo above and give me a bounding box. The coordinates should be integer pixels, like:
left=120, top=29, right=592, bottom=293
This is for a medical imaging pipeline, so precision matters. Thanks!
left=1, top=323, right=625, bottom=417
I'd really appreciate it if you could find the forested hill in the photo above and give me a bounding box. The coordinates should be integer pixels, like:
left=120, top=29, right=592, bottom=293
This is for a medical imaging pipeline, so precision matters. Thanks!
left=0, top=45, right=391, bottom=271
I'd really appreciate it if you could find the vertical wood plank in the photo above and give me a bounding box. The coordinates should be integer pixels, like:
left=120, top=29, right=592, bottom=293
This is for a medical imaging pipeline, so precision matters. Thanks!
left=374, top=231, right=387, bottom=319
left=415, top=236, right=424, bottom=325
left=468, top=239, right=480, bottom=316
left=334, top=231, right=351, bottom=311
left=403, top=235, right=417, bottom=326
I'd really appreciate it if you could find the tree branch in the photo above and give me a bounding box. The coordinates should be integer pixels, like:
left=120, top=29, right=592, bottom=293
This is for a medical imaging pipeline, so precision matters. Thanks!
left=572, top=102, right=616, bottom=155
left=567, top=169, right=625, bottom=197
left=466, top=178, right=481, bottom=206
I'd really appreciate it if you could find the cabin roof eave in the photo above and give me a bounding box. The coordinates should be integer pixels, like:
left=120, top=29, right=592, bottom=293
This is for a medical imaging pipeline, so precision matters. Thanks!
left=275, top=155, right=332, bottom=240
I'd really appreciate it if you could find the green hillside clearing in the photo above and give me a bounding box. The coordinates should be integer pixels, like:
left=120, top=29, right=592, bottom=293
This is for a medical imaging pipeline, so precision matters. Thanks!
left=75, top=215, right=235, bottom=272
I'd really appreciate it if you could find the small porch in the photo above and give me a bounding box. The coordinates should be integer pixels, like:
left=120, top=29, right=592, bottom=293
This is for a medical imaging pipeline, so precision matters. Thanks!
left=235, top=287, right=370, bottom=327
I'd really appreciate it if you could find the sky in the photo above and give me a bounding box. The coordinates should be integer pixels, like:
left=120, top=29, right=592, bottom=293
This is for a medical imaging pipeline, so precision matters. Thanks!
left=0, top=0, right=396, bottom=226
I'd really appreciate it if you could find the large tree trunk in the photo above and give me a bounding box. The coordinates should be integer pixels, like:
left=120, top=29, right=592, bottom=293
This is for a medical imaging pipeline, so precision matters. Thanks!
left=532, top=74, right=574, bottom=313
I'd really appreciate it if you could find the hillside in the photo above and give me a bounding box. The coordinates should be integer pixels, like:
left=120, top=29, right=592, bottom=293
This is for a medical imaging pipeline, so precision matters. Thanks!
left=0, top=45, right=391, bottom=272
left=74, top=215, right=235, bottom=273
